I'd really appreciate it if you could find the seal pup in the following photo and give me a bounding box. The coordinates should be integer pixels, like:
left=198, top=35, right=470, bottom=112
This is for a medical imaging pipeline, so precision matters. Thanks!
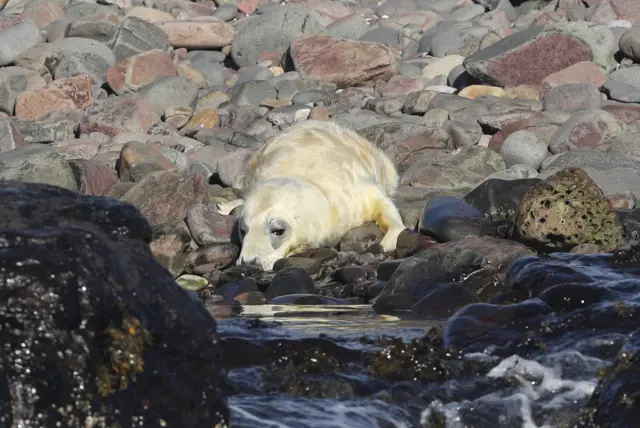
left=217, top=120, right=407, bottom=271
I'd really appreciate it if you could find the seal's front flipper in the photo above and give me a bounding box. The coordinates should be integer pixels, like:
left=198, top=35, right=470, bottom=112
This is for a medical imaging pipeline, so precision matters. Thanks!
left=216, top=198, right=244, bottom=215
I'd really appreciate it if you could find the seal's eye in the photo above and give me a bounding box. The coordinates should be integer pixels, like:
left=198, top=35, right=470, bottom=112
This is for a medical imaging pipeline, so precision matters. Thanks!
left=271, top=228, right=286, bottom=237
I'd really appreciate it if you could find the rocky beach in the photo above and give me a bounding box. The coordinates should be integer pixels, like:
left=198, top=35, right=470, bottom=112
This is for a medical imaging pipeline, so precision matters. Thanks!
left=2, top=0, right=640, bottom=426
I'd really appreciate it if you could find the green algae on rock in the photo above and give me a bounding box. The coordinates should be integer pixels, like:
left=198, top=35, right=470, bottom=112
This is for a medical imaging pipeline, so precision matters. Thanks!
left=515, top=167, right=624, bottom=252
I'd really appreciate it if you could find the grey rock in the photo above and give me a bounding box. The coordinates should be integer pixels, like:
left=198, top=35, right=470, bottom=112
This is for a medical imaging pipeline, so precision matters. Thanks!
left=0, top=66, right=46, bottom=115
left=549, top=109, right=624, bottom=154
left=451, top=4, right=485, bottom=22
left=266, top=105, right=311, bottom=127
left=111, top=17, right=169, bottom=62
left=449, top=120, right=482, bottom=147
left=619, top=26, right=640, bottom=62
left=216, top=149, right=252, bottom=189
left=603, top=66, right=640, bottom=103
left=187, top=52, right=228, bottom=87
left=11, top=117, right=78, bottom=144
left=68, top=18, right=119, bottom=46
left=359, top=27, right=404, bottom=47
left=51, top=37, right=116, bottom=66
left=0, top=118, right=24, bottom=153
left=500, top=130, right=549, bottom=170
left=542, top=83, right=603, bottom=112
left=228, top=80, right=277, bottom=106
left=138, top=76, right=200, bottom=115
left=231, top=6, right=326, bottom=68
left=235, top=66, right=274, bottom=85
left=0, top=21, right=42, bottom=66
left=482, top=164, right=539, bottom=182
left=53, top=52, right=112, bottom=85
left=212, top=4, right=238, bottom=22
left=0, top=145, right=77, bottom=191
left=326, top=13, right=369, bottom=40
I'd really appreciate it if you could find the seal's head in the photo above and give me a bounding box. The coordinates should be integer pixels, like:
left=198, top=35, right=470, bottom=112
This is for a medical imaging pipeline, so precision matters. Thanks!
left=236, top=177, right=333, bottom=271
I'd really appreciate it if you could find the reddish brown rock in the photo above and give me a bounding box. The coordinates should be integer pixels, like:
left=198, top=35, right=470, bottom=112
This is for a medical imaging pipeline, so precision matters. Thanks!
left=488, top=113, right=557, bottom=151
left=0, top=14, right=22, bottom=30
left=549, top=109, right=624, bottom=154
left=14, top=75, right=93, bottom=121
left=464, top=26, right=593, bottom=87
left=20, top=1, right=66, bottom=28
left=601, top=103, right=640, bottom=124
left=540, top=61, right=606, bottom=94
left=120, top=170, right=207, bottom=226
left=118, top=141, right=177, bottom=181
left=80, top=96, right=159, bottom=137
left=68, top=158, right=120, bottom=196
left=185, top=204, right=236, bottom=245
left=106, top=50, right=177, bottom=95
left=158, top=18, right=234, bottom=49
left=290, top=35, right=397, bottom=89
left=378, top=75, right=425, bottom=97
left=186, top=243, right=239, bottom=275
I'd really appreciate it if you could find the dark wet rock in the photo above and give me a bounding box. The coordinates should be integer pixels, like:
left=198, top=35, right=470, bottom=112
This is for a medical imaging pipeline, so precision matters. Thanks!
left=273, top=257, right=322, bottom=276
left=419, top=196, right=495, bottom=242
left=515, top=167, right=625, bottom=252
left=0, top=179, right=229, bottom=426
left=332, top=266, right=376, bottom=285
left=412, top=283, right=482, bottom=320
left=464, top=178, right=542, bottom=238
left=266, top=267, right=316, bottom=301
left=119, top=171, right=206, bottom=226
left=338, top=221, right=384, bottom=253
left=376, top=260, right=403, bottom=282
left=149, top=220, right=192, bottom=277
left=444, top=299, right=553, bottom=353
left=213, top=277, right=259, bottom=301
left=377, top=236, right=533, bottom=306
left=290, top=247, right=339, bottom=265
left=186, top=243, right=239, bottom=276
left=394, top=229, right=438, bottom=258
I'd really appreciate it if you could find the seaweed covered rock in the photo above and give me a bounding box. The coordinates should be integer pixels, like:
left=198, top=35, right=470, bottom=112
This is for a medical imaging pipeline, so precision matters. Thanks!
left=515, top=167, right=624, bottom=252
left=0, top=180, right=229, bottom=427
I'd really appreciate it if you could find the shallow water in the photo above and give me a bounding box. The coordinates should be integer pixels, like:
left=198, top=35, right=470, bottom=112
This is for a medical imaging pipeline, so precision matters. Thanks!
left=211, top=249, right=640, bottom=428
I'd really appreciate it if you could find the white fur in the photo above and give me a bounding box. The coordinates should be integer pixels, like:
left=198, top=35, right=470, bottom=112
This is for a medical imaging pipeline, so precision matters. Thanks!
left=222, top=120, right=407, bottom=271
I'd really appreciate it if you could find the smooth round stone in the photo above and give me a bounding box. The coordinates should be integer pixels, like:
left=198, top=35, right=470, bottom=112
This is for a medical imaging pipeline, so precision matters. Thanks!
left=291, top=89, right=332, bottom=105
left=372, top=293, right=414, bottom=314
left=376, top=260, right=403, bottom=282
left=463, top=178, right=541, bottom=238
left=500, top=130, right=549, bottom=170
left=266, top=267, right=316, bottom=301
left=273, top=256, right=322, bottom=276
left=419, top=196, right=494, bottom=242
left=176, top=274, right=209, bottom=291
left=212, top=4, right=238, bottom=22
left=213, top=277, right=259, bottom=300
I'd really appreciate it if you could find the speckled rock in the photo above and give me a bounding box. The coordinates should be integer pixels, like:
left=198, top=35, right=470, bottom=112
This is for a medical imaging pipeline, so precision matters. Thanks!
left=515, top=167, right=624, bottom=251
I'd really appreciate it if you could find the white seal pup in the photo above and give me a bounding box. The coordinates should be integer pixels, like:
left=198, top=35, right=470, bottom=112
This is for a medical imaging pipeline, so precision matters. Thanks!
left=217, top=120, right=407, bottom=271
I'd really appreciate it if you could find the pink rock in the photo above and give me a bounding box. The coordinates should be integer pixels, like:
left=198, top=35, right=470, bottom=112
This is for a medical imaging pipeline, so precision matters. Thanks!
left=20, top=1, right=66, bottom=29
left=601, top=103, right=640, bottom=124
left=290, top=35, right=397, bottom=89
left=237, top=0, right=262, bottom=15
left=80, top=97, right=159, bottom=137
left=120, top=171, right=207, bottom=226
left=0, top=15, right=23, bottom=31
left=464, top=26, right=593, bottom=87
left=611, top=0, right=640, bottom=23
left=69, top=158, right=120, bottom=196
left=540, top=61, right=607, bottom=94
left=377, top=75, right=426, bottom=97
left=106, top=50, right=177, bottom=95
left=15, top=75, right=94, bottom=121
left=158, top=18, right=234, bottom=49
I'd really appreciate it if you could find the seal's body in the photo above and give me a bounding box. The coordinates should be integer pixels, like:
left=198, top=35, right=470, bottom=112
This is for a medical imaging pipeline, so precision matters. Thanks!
left=218, top=120, right=407, bottom=271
